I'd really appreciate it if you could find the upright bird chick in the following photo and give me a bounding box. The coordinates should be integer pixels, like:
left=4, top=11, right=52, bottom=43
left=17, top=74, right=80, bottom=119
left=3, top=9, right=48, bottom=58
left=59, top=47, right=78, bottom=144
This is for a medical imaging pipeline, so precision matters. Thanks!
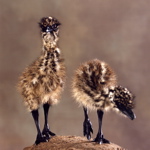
left=72, top=59, right=135, bottom=144
left=18, top=17, right=65, bottom=145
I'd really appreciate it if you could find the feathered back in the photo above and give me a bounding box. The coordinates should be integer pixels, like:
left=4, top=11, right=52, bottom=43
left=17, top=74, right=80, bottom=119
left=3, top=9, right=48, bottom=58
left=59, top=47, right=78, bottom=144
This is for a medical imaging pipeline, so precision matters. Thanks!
left=72, top=59, right=117, bottom=110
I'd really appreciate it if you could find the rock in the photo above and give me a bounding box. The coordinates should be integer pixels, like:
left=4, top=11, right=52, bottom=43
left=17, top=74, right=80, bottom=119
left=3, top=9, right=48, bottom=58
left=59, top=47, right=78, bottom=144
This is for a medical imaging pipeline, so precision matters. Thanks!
left=23, top=135, right=126, bottom=150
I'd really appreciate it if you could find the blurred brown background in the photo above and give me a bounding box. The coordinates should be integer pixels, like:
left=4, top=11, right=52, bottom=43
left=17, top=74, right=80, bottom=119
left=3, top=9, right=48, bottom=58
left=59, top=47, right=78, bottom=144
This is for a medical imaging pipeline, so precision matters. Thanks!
left=0, top=0, right=150, bottom=150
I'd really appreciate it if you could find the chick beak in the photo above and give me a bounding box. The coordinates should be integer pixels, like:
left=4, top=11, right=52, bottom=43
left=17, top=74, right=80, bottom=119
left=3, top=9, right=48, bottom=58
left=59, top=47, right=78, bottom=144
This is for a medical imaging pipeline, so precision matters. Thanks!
left=122, top=108, right=136, bottom=120
left=46, top=26, right=53, bottom=33
left=115, top=102, right=136, bottom=120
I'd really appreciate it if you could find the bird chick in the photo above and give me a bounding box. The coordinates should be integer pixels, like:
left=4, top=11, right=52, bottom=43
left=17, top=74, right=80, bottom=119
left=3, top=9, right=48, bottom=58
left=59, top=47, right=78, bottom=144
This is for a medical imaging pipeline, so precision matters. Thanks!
left=18, top=16, right=65, bottom=145
left=72, top=59, right=135, bottom=144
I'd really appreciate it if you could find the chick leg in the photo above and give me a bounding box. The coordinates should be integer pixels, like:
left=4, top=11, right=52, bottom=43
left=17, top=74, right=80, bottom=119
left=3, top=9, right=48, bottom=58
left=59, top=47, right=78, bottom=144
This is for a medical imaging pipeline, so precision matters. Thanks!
left=83, top=107, right=93, bottom=140
left=94, top=110, right=110, bottom=144
left=32, top=110, right=47, bottom=145
left=42, top=103, right=56, bottom=140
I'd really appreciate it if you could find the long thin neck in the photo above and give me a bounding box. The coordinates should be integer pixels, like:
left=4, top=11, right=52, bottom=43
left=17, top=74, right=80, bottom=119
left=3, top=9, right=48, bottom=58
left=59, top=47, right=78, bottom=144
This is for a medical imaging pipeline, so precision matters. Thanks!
left=41, top=45, right=60, bottom=62
left=42, top=32, right=59, bottom=50
left=42, top=40, right=57, bottom=51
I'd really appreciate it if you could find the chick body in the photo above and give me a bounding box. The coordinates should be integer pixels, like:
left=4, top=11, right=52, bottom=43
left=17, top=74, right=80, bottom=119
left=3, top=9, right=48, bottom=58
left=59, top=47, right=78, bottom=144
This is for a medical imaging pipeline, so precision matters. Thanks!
left=72, top=59, right=117, bottom=111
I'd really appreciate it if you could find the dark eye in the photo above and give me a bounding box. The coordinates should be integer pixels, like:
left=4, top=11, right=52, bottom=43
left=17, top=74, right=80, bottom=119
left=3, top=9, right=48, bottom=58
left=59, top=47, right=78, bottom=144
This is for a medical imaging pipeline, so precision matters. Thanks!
left=52, top=24, right=58, bottom=31
left=41, top=26, right=47, bottom=32
left=52, top=24, right=57, bottom=28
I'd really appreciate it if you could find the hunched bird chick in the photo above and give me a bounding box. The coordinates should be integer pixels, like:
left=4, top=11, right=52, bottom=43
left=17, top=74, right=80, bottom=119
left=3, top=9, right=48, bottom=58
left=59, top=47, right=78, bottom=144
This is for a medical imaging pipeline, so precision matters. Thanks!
left=18, top=17, right=65, bottom=145
left=72, top=59, right=135, bottom=144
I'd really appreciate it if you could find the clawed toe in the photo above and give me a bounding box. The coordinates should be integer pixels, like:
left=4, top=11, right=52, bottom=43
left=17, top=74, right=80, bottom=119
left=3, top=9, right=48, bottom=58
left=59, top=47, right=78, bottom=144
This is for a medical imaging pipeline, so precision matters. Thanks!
left=35, top=135, right=48, bottom=145
left=94, top=135, right=110, bottom=144
left=48, top=130, right=56, bottom=136
left=83, top=119, right=93, bottom=140
left=42, top=128, right=56, bottom=140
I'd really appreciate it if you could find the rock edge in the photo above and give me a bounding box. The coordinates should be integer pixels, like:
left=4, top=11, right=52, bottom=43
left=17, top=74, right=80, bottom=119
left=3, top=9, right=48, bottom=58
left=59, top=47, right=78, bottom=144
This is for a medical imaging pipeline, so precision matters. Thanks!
left=23, top=135, right=126, bottom=150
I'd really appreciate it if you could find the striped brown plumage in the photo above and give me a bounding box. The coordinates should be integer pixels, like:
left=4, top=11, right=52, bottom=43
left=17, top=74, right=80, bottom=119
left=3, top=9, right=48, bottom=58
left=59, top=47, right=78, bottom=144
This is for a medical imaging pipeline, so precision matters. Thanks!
left=18, top=17, right=65, bottom=112
left=72, top=59, right=117, bottom=111
left=72, top=59, right=135, bottom=144
left=17, top=16, right=65, bottom=145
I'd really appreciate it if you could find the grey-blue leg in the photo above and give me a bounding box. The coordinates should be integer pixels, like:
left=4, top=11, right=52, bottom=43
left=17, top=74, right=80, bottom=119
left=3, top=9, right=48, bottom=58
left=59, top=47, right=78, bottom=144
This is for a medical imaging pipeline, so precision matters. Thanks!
left=94, top=110, right=110, bottom=144
left=83, top=107, right=93, bottom=140
left=42, top=103, right=55, bottom=140
left=32, top=110, right=47, bottom=145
